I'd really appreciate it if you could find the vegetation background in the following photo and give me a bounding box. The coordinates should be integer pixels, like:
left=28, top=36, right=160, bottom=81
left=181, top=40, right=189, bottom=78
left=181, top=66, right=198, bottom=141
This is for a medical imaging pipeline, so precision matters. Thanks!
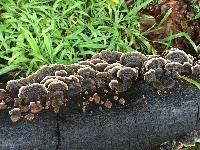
left=0, top=0, right=199, bottom=77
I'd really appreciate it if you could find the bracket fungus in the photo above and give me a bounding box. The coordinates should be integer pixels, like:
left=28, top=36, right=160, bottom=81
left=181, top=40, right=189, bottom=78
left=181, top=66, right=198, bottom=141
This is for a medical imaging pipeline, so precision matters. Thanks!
left=143, top=48, right=198, bottom=90
left=19, top=83, right=47, bottom=103
left=0, top=48, right=199, bottom=122
left=97, top=50, right=122, bottom=64
left=120, top=51, right=147, bottom=68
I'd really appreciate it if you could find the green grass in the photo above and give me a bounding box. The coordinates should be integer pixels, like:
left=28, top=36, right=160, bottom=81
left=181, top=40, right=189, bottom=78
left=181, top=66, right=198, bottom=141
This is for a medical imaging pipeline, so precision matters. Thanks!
left=0, top=0, right=154, bottom=75
left=193, top=1, right=200, bottom=19
left=0, top=0, right=198, bottom=76
left=179, top=75, right=200, bottom=90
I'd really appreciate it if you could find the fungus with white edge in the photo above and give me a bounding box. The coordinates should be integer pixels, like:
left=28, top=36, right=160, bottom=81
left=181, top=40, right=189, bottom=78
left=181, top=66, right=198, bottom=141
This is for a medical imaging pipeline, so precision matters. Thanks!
left=109, top=80, right=128, bottom=92
left=60, top=76, right=82, bottom=96
left=6, top=80, right=24, bottom=98
left=120, top=51, right=147, bottom=68
left=55, top=70, right=68, bottom=77
left=95, top=72, right=108, bottom=89
left=165, top=48, right=193, bottom=64
left=117, top=67, right=138, bottom=83
left=191, top=64, right=200, bottom=76
left=144, top=57, right=167, bottom=70
left=108, top=66, right=123, bottom=78
left=9, top=108, right=21, bottom=122
left=104, top=63, right=123, bottom=72
left=90, top=58, right=105, bottom=65
left=46, top=80, right=68, bottom=111
left=18, top=83, right=47, bottom=106
left=95, top=62, right=108, bottom=72
left=99, top=50, right=122, bottom=63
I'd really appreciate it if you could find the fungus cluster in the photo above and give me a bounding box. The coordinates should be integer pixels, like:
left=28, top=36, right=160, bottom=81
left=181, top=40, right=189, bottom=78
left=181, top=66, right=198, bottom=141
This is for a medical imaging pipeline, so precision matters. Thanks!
left=143, top=48, right=198, bottom=89
left=0, top=48, right=199, bottom=122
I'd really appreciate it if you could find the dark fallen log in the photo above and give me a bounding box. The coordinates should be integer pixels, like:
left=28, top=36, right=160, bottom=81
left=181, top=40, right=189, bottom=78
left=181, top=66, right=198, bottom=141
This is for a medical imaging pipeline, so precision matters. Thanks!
left=0, top=79, right=199, bottom=150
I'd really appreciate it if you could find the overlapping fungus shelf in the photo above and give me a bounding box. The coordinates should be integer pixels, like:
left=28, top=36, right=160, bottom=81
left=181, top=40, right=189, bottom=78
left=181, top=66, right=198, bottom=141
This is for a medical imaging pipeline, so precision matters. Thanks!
left=0, top=48, right=199, bottom=122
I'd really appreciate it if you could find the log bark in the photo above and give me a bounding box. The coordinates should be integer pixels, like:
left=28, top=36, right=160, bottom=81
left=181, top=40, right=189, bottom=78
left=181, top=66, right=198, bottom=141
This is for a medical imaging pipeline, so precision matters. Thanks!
left=0, top=79, right=200, bottom=150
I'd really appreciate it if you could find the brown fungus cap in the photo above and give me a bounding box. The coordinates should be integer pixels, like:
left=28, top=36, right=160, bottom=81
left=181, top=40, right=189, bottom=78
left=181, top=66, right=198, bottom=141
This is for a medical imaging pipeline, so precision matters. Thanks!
left=191, top=64, right=200, bottom=76
left=104, top=63, right=123, bottom=72
left=47, top=80, right=68, bottom=93
left=9, top=108, right=21, bottom=122
left=77, top=67, right=96, bottom=79
left=144, top=69, right=157, bottom=83
left=95, top=72, right=108, bottom=89
left=78, top=61, right=96, bottom=70
left=95, top=62, right=109, bottom=72
left=117, top=67, right=138, bottom=82
left=99, top=50, right=122, bottom=63
left=108, top=66, right=123, bottom=79
left=90, top=58, right=105, bottom=65
left=18, top=83, right=47, bottom=105
left=120, top=51, right=147, bottom=68
left=144, top=57, right=167, bottom=70
left=6, top=80, right=24, bottom=98
left=55, top=70, right=68, bottom=77
left=165, top=48, right=193, bottom=64
left=109, top=80, right=129, bottom=92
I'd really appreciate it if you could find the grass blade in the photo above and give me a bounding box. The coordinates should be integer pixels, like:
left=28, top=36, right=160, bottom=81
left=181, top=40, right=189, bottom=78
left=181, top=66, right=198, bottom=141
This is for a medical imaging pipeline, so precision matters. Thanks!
left=179, top=75, right=200, bottom=90
left=0, top=65, right=20, bottom=76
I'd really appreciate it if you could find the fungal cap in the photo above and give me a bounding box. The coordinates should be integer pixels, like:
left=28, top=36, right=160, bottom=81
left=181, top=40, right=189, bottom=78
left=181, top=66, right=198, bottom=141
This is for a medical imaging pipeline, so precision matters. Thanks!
left=165, top=62, right=183, bottom=73
left=18, top=83, right=47, bottom=104
left=144, top=69, right=157, bottom=83
left=9, top=108, right=21, bottom=122
left=120, top=51, right=147, bottom=68
left=90, top=58, right=105, bottom=65
left=99, top=50, right=121, bottom=63
left=47, top=80, right=68, bottom=92
left=55, top=70, right=68, bottom=77
left=117, top=67, right=138, bottom=81
left=191, top=64, right=200, bottom=75
left=109, top=80, right=128, bottom=92
left=104, top=63, right=123, bottom=72
left=95, top=62, right=108, bottom=71
left=77, top=67, right=96, bottom=78
left=165, top=48, right=192, bottom=64
left=40, top=76, right=57, bottom=84
left=144, top=57, right=167, bottom=70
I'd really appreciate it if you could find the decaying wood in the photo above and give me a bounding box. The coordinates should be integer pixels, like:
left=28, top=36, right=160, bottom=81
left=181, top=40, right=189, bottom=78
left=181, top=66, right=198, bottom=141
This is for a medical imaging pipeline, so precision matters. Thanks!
left=0, top=78, right=199, bottom=150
